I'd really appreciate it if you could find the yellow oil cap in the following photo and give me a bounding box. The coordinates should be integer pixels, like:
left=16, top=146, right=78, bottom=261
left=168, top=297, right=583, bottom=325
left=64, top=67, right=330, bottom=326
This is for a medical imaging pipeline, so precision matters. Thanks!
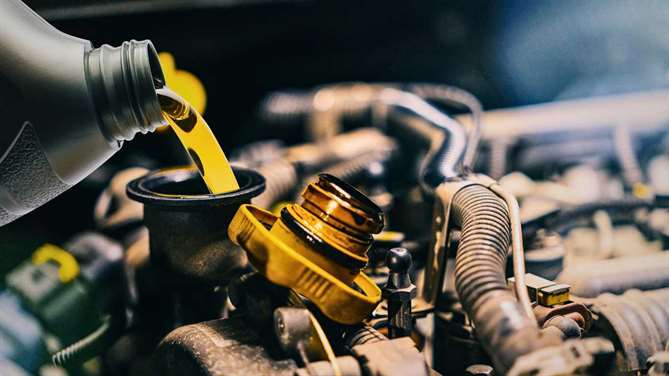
left=229, top=174, right=384, bottom=324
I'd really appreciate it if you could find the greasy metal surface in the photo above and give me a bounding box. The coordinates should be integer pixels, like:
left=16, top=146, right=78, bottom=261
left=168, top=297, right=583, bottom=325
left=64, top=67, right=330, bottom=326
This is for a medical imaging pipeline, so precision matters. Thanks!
left=273, top=307, right=312, bottom=359
left=272, top=306, right=340, bottom=372
left=154, top=317, right=297, bottom=376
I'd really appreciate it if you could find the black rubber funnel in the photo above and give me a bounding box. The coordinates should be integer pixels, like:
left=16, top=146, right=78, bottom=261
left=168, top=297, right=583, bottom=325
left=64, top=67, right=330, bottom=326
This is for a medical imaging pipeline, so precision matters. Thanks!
left=127, top=166, right=265, bottom=286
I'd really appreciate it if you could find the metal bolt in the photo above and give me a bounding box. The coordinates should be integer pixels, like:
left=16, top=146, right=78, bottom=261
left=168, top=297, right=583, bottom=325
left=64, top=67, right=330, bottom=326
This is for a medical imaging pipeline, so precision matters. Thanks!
left=465, top=364, right=494, bottom=376
left=273, top=307, right=311, bottom=359
left=383, top=247, right=416, bottom=338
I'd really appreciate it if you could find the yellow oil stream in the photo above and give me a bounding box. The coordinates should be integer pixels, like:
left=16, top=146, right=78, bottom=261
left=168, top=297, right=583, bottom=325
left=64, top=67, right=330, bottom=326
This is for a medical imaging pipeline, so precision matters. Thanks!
left=157, top=87, right=240, bottom=194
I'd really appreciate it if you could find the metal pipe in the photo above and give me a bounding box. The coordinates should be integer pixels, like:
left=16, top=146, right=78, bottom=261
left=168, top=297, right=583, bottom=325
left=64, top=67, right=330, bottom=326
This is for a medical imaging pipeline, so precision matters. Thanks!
left=489, top=183, right=537, bottom=324
left=378, top=88, right=467, bottom=189
left=558, top=253, right=669, bottom=298
left=456, top=90, right=669, bottom=140
left=406, top=83, right=483, bottom=170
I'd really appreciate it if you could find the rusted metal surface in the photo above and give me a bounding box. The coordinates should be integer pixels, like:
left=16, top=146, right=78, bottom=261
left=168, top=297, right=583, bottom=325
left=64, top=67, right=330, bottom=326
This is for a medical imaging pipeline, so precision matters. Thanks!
left=533, top=302, right=592, bottom=332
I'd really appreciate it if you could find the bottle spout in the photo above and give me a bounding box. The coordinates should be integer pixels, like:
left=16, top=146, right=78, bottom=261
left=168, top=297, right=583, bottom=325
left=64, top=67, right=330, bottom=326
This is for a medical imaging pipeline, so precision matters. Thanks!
left=87, top=40, right=166, bottom=142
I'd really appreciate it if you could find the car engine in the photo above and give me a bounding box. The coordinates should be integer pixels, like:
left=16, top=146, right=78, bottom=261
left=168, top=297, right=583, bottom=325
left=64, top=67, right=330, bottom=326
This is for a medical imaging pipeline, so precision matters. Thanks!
left=2, top=1, right=669, bottom=375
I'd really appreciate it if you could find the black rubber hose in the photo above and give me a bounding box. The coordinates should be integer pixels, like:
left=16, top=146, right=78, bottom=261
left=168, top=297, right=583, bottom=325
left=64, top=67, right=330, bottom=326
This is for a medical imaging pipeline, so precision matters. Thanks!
left=451, top=185, right=561, bottom=372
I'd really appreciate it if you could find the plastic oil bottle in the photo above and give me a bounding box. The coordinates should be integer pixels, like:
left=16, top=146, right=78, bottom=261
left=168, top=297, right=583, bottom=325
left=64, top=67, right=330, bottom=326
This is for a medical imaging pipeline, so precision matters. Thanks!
left=0, top=0, right=239, bottom=225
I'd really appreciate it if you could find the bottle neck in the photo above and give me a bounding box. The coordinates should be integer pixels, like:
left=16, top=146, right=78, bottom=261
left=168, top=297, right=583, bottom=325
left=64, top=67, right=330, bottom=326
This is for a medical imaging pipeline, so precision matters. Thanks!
left=86, top=40, right=165, bottom=142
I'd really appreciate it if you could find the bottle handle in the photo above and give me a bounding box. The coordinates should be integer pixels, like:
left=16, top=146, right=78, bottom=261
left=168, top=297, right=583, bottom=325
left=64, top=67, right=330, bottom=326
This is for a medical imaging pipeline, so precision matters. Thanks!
left=0, top=122, right=71, bottom=226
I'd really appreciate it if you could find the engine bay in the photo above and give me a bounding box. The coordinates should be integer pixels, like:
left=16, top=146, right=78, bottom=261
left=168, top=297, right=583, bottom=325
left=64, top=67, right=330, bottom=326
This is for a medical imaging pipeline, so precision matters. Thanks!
left=2, top=2, right=669, bottom=375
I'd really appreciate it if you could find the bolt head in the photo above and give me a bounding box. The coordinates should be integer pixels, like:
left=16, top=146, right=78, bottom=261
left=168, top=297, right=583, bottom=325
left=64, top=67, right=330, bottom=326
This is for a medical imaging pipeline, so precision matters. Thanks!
left=465, top=364, right=494, bottom=376
left=386, top=247, right=412, bottom=273
left=382, top=285, right=417, bottom=301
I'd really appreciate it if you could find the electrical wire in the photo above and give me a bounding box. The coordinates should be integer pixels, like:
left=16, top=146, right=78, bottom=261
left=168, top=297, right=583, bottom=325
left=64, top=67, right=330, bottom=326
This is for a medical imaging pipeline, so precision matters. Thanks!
left=52, top=315, right=114, bottom=368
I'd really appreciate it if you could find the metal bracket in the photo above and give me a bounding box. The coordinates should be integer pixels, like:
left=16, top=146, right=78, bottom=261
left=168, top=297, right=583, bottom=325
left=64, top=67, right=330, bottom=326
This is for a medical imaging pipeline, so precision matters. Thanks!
left=420, top=174, right=497, bottom=307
